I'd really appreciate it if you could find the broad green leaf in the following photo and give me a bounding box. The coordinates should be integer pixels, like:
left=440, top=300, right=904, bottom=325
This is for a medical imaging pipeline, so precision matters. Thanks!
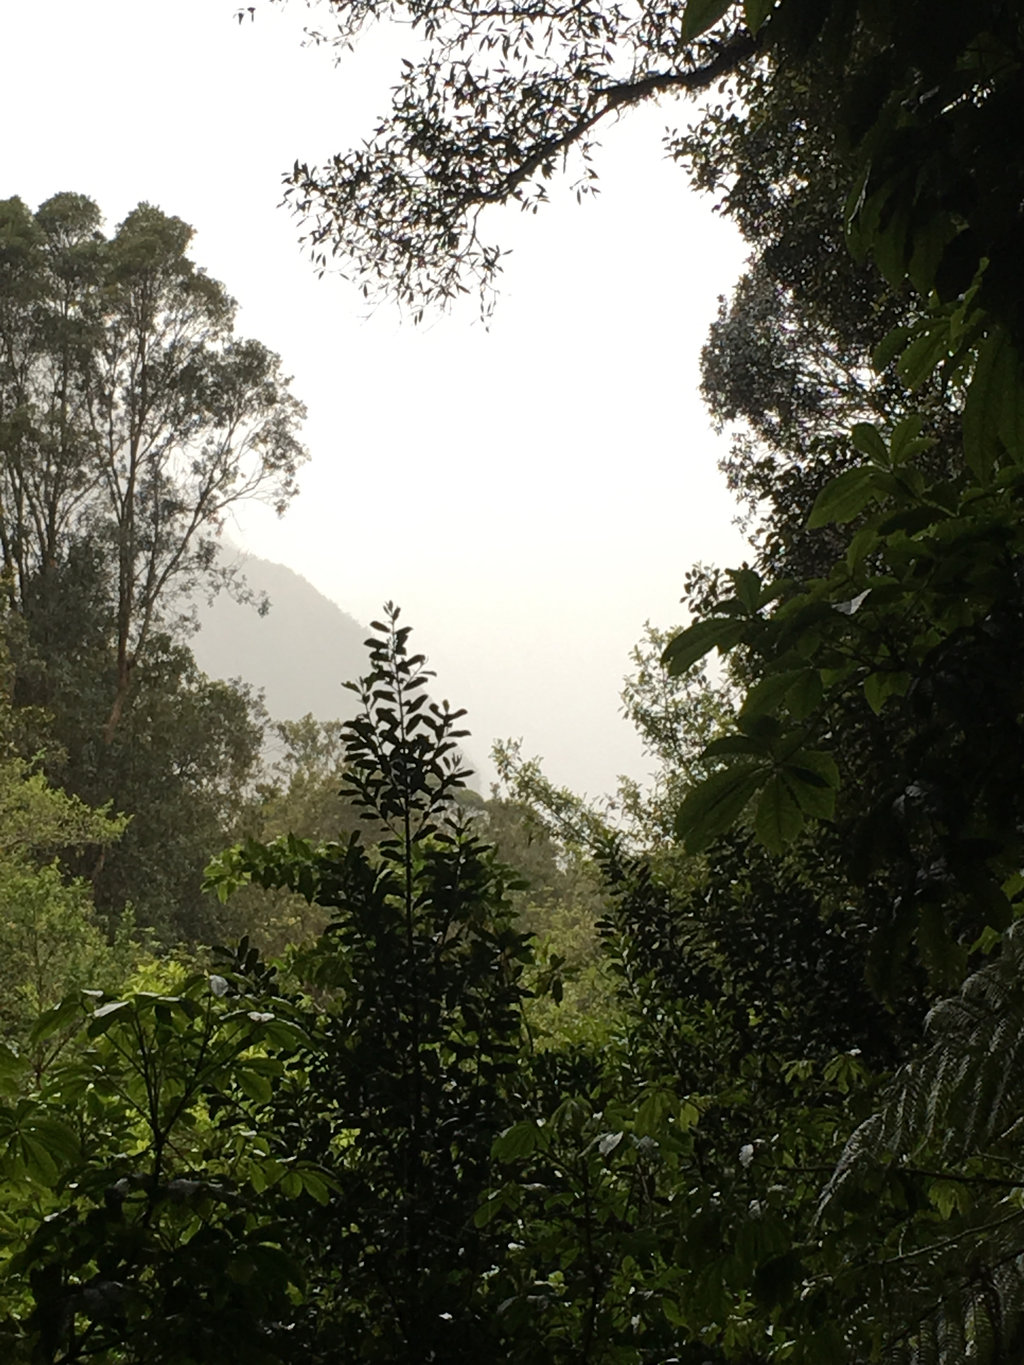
left=863, top=670, right=911, bottom=714
left=873, top=200, right=911, bottom=289
left=14, top=1132, right=59, bottom=1184
left=786, top=668, right=823, bottom=720
left=474, top=1190, right=508, bottom=1228
left=735, top=710, right=784, bottom=740
left=897, top=324, right=949, bottom=390
left=850, top=422, right=889, bottom=466
left=822, top=1051, right=869, bottom=1094
left=969, top=924, right=1004, bottom=956
left=873, top=323, right=912, bottom=372
left=888, top=414, right=925, bottom=463
left=279, top=1170, right=303, bottom=1198
left=738, top=669, right=811, bottom=724
left=927, top=1179, right=969, bottom=1221
left=743, top=0, right=772, bottom=32
left=788, top=748, right=839, bottom=792
left=907, top=211, right=962, bottom=296
left=877, top=504, right=949, bottom=536
left=661, top=616, right=746, bottom=675
left=681, top=0, right=731, bottom=40
left=755, top=773, right=805, bottom=852
left=674, top=764, right=766, bottom=851
left=237, top=1068, right=273, bottom=1104
left=662, top=1296, right=688, bottom=1328
left=678, top=1100, right=700, bottom=1130
left=726, top=565, right=763, bottom=613
left=807, top=466, right=881, bottom=528
left=25, top=1115, right=80, bottom=1163
left=963, top=327, right=1015, bottom=481
left=298, top=1168, right=331, bottom=1205
left=851, top=518, right=884, bottom=567
left=634, top=1089, right=674, bottom=1136
left=492, top=1121, right=541, bottom=1161
left=88, top=999, right=132, bottom=1035
left=29, top=993, right=84, bottom=1046
left=782, top=766, right=836, bottom=821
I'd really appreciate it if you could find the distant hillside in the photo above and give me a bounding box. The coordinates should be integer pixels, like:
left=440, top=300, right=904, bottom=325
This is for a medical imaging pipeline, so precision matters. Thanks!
left=189, top=551, right=482, bottom=787
left=189, top=552, right=369, bottom=726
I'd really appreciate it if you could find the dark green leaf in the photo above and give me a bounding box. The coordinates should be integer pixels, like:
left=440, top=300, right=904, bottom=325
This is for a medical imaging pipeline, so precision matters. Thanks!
left=474, top=1190, right=507, bottom=1228
left=863, top=670, right=910, bottom=715
left=873, top=323, right=912, bottom=372
left=738, top=669, right=811, bottom=724
left=897, top=325, right=949, bottom=390
left=661, top=616, right=747, bottom=675
left=786, top=668, right=823, bottom=720
left=963, top=328, right=1015, bottom=481
left=888, top=414, right=925, bottom=463
left=850, top=422, right=889, bottom=466
left=29, top=994, right=84, bottom=1046
left=727, top=566, right=763, bottom=613
left=782, top=766, right=836, bottom=820
left=907, top=211, right=962, bottom=296
left=681, top=0, right=731, bottom=40
left=674, top=764, right=766, bottom=851
left=743, top=0, right=772, bottom=33
left=703, top=733, right=771, bottom=759
left=807, top=466, right=882, bottom=528
left=792, top=748, right=838, bottom=784
left=755, top=773, right=805, bottom=852
left=493, top=1121, right=541, bottom=1161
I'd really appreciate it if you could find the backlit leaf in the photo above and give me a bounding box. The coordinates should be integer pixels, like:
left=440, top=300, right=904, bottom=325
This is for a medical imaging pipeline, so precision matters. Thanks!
left=675, top=764, right=766, bottom=851
left=661, top=616, right=747, bottom=675
left=755, top=773, right=805, bottom=852
left=807, top=466, right=881, bottom=528
left=682, top=0, right=732, bottom=40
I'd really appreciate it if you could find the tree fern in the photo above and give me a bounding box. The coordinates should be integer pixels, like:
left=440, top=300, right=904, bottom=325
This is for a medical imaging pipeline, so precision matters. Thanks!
left=818, top=923, right=1024, bottom=1362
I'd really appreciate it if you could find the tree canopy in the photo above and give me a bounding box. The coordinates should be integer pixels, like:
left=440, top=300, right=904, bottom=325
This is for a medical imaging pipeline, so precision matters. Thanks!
left=0, top=193, right=309, bottom=941
left=0, top=193, right=306, bottom=740
left=5, top=2, right=1024, bottom=1361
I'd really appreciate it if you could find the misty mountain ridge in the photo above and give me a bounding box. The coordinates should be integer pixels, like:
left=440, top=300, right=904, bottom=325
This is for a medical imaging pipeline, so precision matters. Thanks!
left=189, top=551, right=367, bottom=729
left=188, top=551, right=482, bottom=786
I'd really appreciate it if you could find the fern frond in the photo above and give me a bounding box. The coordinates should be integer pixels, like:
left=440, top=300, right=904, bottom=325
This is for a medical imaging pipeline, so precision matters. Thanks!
left=882, top=924, right=1024, bottom=1161
left=819, top=925, right=1024, bottom=1362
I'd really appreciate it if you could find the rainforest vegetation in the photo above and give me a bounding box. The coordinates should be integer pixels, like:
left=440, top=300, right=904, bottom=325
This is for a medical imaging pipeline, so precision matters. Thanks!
left=3, top=1, right=1024, bottom=1361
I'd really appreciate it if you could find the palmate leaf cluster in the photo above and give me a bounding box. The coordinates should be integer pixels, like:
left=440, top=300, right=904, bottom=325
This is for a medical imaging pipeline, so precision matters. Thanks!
left=653, top=3, right=1024, bottom=1358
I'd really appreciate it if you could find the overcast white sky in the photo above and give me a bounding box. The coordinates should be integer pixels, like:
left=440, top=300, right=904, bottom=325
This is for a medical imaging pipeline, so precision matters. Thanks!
left=2, top=0, right=750, bottom=798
